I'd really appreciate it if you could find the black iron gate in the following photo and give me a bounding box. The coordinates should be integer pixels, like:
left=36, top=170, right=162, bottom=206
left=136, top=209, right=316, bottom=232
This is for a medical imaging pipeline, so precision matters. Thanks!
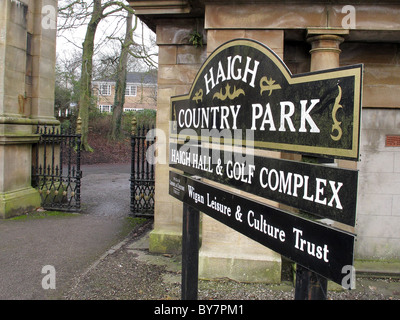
left=130, top=119, right=155, bottom=217
left=32, top=123, right=82, bottom=212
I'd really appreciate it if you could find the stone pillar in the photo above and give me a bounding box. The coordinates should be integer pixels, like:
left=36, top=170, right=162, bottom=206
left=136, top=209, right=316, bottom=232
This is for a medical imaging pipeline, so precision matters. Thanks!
left=307, top=33, right=344, bottom=71
left=29, top=0, right=58, bottom=124
left=149, top=19, right=207, bottom=253
left=307, top=28, right=356, bottom=170
left=0, top=0, right=58, bottom=218
left=197, top=30, right=284, bottom=283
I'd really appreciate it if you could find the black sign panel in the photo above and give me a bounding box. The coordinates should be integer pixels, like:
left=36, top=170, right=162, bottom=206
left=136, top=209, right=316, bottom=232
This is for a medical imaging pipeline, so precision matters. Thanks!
left=170, top=39, right=362, bottom=160
left=169, top=171, right=355, bottom=286
left=170, top=144, right=358, bottom=226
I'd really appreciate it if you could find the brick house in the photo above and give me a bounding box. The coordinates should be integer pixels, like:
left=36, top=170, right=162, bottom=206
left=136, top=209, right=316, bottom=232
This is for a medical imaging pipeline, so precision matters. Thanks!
left=92, top=71, right=157, bottom=112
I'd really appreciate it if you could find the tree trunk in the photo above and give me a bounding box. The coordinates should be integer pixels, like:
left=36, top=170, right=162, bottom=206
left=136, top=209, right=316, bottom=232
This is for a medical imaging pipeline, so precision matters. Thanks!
left=111, top=11, right=134, bottom=140
left=78, top=0, right=102, bottom=151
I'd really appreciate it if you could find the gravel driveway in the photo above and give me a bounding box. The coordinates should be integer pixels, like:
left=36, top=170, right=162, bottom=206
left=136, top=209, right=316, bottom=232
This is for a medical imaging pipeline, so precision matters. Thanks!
left=2, top=163, right=398, bottom=301
left=63, top=220, right=400, bottom=301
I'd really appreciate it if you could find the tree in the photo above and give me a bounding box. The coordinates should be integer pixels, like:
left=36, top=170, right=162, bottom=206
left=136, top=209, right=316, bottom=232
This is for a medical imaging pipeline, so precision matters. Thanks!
left=55, top=50, right=81, bottom=119
left=110, top=10, right=133, bottom=140
left=110, top=12, right=158, bottom=139
left=58, top=0, right=157, bottom=150
left=79, top=1, right=128, bottom=150
left=59, top=0, right=131, bottom=151
left=78, top=0, right=101, bottom=151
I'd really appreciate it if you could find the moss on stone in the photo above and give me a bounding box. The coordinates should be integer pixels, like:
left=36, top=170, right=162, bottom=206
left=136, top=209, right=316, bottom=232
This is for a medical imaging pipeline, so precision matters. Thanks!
left=149, top=229, right=182, bottom=254
left=0, top=187, right=41, bottom=219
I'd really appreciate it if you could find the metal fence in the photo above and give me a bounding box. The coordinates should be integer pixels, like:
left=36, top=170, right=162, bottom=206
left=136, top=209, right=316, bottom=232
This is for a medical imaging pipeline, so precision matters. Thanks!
left=130, top=119, right=155, bottom=217
left=32, top=124, right=82, bottom=212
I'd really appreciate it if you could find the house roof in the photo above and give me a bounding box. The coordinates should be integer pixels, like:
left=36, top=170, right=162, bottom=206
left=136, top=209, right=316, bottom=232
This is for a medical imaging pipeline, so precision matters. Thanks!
left=94, top=71, right=157, bottom=85
left=126, top=72, right=157, bottom=84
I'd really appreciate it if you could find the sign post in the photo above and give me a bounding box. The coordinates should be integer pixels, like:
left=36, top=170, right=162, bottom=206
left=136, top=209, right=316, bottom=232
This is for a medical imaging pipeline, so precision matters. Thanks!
left=294, top=264, right=328, bottom=300
left=181, top=202, right=200, bottom=300
left=170, top=171, right=356, bottom=286
left=168, top=39, right=362, bottom=300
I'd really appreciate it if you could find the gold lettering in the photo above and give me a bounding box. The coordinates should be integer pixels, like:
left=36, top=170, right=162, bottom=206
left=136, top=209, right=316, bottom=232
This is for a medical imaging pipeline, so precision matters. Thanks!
left=331, top=86, right=343, bottom=141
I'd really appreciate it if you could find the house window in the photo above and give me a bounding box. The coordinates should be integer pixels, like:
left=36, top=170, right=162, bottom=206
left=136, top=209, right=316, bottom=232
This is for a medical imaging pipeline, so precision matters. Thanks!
left=99, top=83, right=111, bottom=96
left=124, top=108, right=144, bottom=112
left=99, top=105, right=112, bottom=113
left=125, top=85, right=137, bottom=96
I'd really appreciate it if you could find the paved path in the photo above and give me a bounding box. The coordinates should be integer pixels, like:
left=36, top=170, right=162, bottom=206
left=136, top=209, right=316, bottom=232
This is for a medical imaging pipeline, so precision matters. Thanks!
left=0, top=163, right=133, bottom=300
left=80, top=163, right=131, bottom=217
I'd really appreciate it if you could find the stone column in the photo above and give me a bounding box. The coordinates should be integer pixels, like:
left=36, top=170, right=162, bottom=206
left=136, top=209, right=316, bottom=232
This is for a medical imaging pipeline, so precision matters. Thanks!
left=0, top=0, right=58, bottom=218
left=307, top=32, right=345, bottom=71
left=197, top=30, right=284, bottom=284
left=29, top=0, right=58, bottom=124
left=307, top=28, right=356, bottom=170
left=149, top=19, right=207, bottom=253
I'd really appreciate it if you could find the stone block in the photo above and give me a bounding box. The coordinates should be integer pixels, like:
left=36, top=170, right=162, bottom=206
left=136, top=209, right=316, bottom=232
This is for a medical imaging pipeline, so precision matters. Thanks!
left=32, top=56, right=56, bottom=82
left=357, top=194, right=393, bottom=217
left=207, top=29, right=283, bottom=58
left=357, top=215, right=400, bottom=239
left=8, top=0, right=27, bottom=28
left=157, top=86, right=176, bottom=106
left=363, top=65, right=400, bottom=87
left=32, top=35, right=56, bottom=61
left=0, top=143, right=34, bottom=191
left=393, top=196, right=400, bottom=216
left=155, top=104, right=171, bottom=127
left=395, top=153, right=400, bottom=173
left=6, top=20, right=27, bottom=50
left=359, top=151, right=395, bottom=173
left=359, top=172, right=400, bottom=195
left=156, top=19, right=205, bottom=45
left=355, top=236, right=400, bottom=260
left=158, top=45, right=177, bottom=65
left=244, top=30, right=283, bottom=51
left=149, top=228, right=182, bottom=254
left=158, top=64, right=201, bottom=85
left=205, top=4, right=327, bottom=30
left=361, top=109, right=397, bottom=130
left=32, top=12, right=56, bottom=42
left=3, top=58, right=26, bottom=95
left=328, top=5, right=400, bottom=30
left=32, top=75, right=55, bottom=100
left=206, top=29, right=245, bottom=53
left=0, top=187, right=40, bottom=219
left=177, top=45, right=207, bottom=65
left=198, top=213, right=282, bottom=283
left=30, top=97, right=56, bottom=119
left=0, top=0, right=9, bottom=21
left=363, top=85, right=400, bottom=109
left=341, top=43, right=398, bottom=65
left=199, top=246, right=281, bottom=283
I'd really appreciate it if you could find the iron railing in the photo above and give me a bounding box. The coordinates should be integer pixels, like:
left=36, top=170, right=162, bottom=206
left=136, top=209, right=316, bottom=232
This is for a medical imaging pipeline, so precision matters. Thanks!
left=32, top=123, right=82, bottom=212
left=130, top=119, right=155, bottom=217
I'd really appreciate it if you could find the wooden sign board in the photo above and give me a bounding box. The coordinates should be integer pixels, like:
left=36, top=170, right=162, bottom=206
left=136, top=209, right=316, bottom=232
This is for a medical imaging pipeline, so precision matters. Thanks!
left=170, top=143, right=358, bottom=226
left=169, top=171, right=355, bottom=286
left=170, top=39, right=363, bottom=160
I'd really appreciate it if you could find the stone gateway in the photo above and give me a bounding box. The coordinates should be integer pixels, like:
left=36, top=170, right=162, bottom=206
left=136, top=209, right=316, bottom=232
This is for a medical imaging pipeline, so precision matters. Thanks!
left=128, top=0, right=400, bottom=283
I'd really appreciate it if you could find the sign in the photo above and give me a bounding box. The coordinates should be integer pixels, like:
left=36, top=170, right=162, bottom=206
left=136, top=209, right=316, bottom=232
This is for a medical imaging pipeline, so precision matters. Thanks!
left=168, top=39, right=362, bottom=295
left=170, top=39, right=363, bottom=160
left=169, top=143, right=358, bottom=226
left=169, top=171, right=355, bottom=286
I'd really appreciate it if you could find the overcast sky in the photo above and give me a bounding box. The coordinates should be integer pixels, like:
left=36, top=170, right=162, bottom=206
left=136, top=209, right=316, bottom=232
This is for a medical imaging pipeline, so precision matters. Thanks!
left=56, top=9, right=158, bottom=67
